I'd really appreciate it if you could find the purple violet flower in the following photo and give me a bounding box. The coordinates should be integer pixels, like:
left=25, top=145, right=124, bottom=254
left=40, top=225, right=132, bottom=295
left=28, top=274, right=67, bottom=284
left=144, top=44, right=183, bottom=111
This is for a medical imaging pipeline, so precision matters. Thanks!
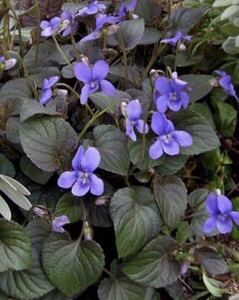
left=52, top=215, right=70, bottom=233
left=95, top=14, right=121, bottom=30
left=77, top=1, right=106, bottom=17
left=39, top=76, right=60, bottom=105
left=74, top=60, right=115, bottom=104
left=40, top=17, right=62, bottom=37
left=203, top=191, right=239, bottom=234
left=215, top=70, right=238, bottom=100
left=125, top=100, right=149, bottom=141
left=60, top=11, right=77, bottom=37
left=161, top=31, right=192, bottom=46
left=180, top=260, right=190, bottom=276
left=57, top=146, right=104, bottom=197
left=149, top=112, right=193, bottom=160
left=154, top=76, right=189, bottom=113
left=118, top=0, right=138, bottom=17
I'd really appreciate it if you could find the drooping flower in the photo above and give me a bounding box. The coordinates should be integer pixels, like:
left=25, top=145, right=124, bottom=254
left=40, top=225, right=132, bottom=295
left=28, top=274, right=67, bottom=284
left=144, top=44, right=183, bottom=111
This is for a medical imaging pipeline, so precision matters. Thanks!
left=74, top=60, right=116, bottom=104
left=77, top=1, right=107, bottom=17
left=0, top=56, right=17, bottom=70
left=60, top=11, right=78, bottom=37
left=160, top=31, right=192, bottom=46
left=118, top=0, right=138, bottom=17
left=95, top=14, right=121, bottom=31
left=154, top=76, right=189, bottom=112
left=52, top=215, right=70, bottom=233
left=125, top=99, right=149, bottom=141
left=39, top=76, right=60, bottom=105
left=40, top=17, right=62, bottom=37
left=149, top=112, right=192, bottom=160
left=203, top=191, right=239, bottom=234
left=57, top=146, right=104, bottom=197
left=214, top=70, right=238, bottom=100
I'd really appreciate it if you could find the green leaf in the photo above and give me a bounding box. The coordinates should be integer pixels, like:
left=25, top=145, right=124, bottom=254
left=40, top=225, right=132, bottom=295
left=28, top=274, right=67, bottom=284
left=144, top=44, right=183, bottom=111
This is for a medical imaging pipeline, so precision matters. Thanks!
left=188, top=189, right=208, bottom=237
left=20, top=100, right=61, bottom=122
left=20, top=156, right=54, bottom=185
left=0, top=153, right=15, bottom=177
left=222, top=37, right=239, bottom=55
left=55, top=193, right=83, bottom=223
left=220, top=5, right=239, bottom=20
left=154, top=176, right=187, bottom=229
left=202, top=272, right=223, bottom=297
left=169, top=7, right=208, bottom=34
left=139, top=28, right=161, bottom=45
left=0, top=219, right=31, bottom=272
left=94, top=125, right=130, bottom=176
left=195, top=247, right=228, bottom=275
left=42, top=234, right=105, bottom=297
left=190, top=103, right=215, bottom=128
left=215, top=101, right=237, bottom=137
left=128, top=139, right=164, bottom=171
left=98, top=277, right=147, bottom=300
left=135, top=0, right=154, bottom=23
left=24, top=41, right=73, bottom=72
left=0, top=175, right=31, bottom=211
left=0, top=78, right=34, bottom=114
left=110, top=187, right=160, bottom=258
left=165, top=280, right=184, bottom=300
left=110, top=19, right=145, bottom=50
left=0, top=219, right=54, bottom=300
left=123, top=236, right=180, bottom=288
left=0, top=195, right=11, bottom=220
left=20, top=116, right=78, bottom=172
left=39, top=290, right=72, bottom=300
left=90, top=91, right=131, bottom=114
left=180, top=74, right=213, bottom=102
left=213, top=0, right=233, bottom=7
left=156, top=155, right=188, bottom=176
left=172, top=110, right=220, bottom=155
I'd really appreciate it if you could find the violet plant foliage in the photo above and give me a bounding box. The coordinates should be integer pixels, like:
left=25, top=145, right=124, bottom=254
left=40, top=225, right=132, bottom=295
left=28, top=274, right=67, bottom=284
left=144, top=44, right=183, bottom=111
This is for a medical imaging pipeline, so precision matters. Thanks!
left=0, top=0, right=239, bottom=299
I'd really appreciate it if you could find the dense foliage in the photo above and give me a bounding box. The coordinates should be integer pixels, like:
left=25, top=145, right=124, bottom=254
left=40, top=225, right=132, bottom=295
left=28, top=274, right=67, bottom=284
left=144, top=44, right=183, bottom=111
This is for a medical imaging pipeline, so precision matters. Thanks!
left=0, top=0, right=239, bottom=299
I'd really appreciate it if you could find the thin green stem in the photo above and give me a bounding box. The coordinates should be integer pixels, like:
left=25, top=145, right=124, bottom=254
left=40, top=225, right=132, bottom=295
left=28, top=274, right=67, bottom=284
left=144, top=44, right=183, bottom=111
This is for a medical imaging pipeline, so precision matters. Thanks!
left=53, top=35, right=72, bottom=67
left=78, top=108, right=109, bottom=141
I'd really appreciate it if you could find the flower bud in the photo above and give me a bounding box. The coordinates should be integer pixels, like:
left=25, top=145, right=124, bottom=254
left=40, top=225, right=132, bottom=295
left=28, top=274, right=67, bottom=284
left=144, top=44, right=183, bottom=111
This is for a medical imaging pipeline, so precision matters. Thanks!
left=33, top=207, right=46, bottom=217
left=178, top=42, right=186, bottom=51
left=83, top=221, right=93, bottom=240
left=121, top=101, right=128, bottom=117
left=4, top=58, right=17, bottom=70
left=107, top=24, right=120, bottom=36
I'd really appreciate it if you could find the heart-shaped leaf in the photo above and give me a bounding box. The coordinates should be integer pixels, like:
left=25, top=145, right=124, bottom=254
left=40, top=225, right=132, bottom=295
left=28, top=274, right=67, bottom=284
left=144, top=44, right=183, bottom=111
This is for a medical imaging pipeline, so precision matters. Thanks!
left=20, top=116, right=78, bottom=172
left=0, top=219, right=31, bottom=272
left=110, top=187, right=160, bottom=257
left=123, top=236, right=180, bottom=288
left=94, top=125, right=130, bottom=176
left=42, top=234, right=105, bottom=297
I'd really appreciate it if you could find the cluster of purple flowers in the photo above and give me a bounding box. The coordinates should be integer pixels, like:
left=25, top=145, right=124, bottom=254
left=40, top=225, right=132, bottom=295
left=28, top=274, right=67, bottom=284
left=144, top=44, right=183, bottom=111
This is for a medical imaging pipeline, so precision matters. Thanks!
left=40, top=11, right=77, bottom=37
left=40, top=0, right=138, bottom=40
